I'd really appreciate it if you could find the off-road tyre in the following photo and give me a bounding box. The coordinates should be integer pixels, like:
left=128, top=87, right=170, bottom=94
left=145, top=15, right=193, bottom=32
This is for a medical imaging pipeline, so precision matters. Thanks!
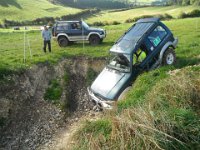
left=100, top=39, right=103, bottom=43
left=162, top=48, right=176, bottom=65
left=58, top=36, right=69, bottom=47
left=118, top=86, right=132, bottom=101
left=89, top=35, right=101, bottom=45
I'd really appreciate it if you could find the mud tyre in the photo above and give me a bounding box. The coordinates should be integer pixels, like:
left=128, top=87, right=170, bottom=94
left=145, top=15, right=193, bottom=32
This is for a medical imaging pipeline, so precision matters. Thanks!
left=162, top=48, right=176, bottom=65
left=118, top=86, right=132, bottom=101
left=89, top=35, right=101, bottom=45
left=58, top=36, right=69, bottom=47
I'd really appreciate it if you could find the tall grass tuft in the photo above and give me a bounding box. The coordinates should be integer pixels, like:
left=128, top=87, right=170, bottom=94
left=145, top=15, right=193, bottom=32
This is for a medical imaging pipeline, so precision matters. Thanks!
left=73, top=66, right=200, bottom=149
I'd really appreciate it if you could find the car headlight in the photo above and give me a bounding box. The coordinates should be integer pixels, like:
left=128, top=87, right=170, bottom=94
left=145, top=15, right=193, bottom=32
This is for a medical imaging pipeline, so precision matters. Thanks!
left=99, top=31, right=104, bottom=35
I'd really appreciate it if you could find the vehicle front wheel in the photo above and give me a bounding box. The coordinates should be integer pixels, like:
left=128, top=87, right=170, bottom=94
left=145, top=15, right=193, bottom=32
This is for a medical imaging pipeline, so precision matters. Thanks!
left=162, top=48, right=176, bottom=65
left=58, top=37, right=69, bottom=47
left=118, top=86, right=132, bottom=101
left=89, top=35, right=101, bottom=45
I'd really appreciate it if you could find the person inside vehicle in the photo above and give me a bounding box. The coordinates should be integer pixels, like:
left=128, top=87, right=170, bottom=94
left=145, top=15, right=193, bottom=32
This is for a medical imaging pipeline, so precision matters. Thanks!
left=117, top=54, right=129, bottom=67
left=133, top=49, right=147, bottom=65
left=72, top=23, right=78, bottom=29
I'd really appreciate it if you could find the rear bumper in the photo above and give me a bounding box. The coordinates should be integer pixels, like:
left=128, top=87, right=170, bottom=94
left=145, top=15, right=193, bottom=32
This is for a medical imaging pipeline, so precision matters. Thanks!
left=87, top=87, right=114, bottom=109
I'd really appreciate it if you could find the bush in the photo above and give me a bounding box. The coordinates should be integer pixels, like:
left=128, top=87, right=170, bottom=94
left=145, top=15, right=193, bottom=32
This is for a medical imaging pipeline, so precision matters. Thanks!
left=178, top=9, right=200, bottom=19
left=178, top=12, right=188, bottom=19
left=44, top=79, right=63, bottom=104
left=86, top=68, right=98, bottom=85
left=91, top=20, right=121, bottom=26
left=125, top=13, right=173, bottom=24
left=92, top=21, right=106, bottom=26
left=112, top=21, right=121, bottom=25
left=189, top=9, right=200, bottom=17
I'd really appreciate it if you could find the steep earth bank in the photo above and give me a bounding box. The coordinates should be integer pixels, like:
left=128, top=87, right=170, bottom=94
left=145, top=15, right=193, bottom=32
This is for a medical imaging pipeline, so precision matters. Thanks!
left=0, top=57, right=106, bottom=150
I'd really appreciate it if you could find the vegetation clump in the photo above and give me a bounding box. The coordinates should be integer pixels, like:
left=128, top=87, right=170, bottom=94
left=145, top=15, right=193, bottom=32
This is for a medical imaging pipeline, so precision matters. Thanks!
left=44, top=79, right=63, bottom=104
left=86, top=68, right=98, bottom=86
left=125, top=13, right=173, bottom=23
left=178, top=9, right=200, bottom=18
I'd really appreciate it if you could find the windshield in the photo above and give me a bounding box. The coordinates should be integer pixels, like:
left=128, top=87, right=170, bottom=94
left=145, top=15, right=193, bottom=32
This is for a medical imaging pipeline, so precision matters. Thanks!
left=82, top=21, right=89, bottom=29
left=107, top=53, right=131, bottom=72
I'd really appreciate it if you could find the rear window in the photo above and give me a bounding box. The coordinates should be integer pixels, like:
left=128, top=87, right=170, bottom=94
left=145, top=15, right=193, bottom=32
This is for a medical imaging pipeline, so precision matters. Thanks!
left=56, top=23, right=69, bottom=31
left=148, top=26, right=167, bottom=47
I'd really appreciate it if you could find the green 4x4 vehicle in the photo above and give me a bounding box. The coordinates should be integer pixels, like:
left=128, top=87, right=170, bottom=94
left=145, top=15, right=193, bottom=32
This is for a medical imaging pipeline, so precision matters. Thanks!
left=88, top=18, right=178, bottom=110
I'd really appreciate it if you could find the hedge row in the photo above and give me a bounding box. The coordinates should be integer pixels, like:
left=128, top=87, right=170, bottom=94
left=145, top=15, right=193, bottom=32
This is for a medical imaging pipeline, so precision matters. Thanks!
left=88, top=13, right=173, bottom=27
left=0, top=9, right=100, bottom=28
left=125, top=13, right=173, bottom=23
left=178, top=9, right=200, bottom=19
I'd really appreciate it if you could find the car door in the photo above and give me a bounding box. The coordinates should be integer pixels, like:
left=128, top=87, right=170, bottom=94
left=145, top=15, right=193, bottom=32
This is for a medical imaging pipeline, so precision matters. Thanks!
left=141, top=25, right=168, bottom=68
left=69, top=22, right=87, bottom=41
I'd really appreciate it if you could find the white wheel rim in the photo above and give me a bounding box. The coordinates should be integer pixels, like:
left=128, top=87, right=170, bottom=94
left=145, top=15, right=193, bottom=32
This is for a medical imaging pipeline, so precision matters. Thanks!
left=166, top=53, right=174, bottom=65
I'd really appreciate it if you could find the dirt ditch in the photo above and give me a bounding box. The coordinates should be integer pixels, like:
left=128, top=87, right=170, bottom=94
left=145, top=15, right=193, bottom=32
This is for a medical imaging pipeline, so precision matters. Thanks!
left=0, top=57, right=106, bottom=150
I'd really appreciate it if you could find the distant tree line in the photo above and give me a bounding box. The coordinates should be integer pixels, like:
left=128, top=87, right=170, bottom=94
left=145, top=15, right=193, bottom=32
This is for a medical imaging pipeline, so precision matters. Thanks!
left=167, top=0, right=200, bottom=5
left=50, top=0, right=200, bottom=7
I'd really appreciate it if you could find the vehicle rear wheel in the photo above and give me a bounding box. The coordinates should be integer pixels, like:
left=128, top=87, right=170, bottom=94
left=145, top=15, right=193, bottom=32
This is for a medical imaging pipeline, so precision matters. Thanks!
left=162, top=48, right=176, bottom=65
left=58, top=37, right=69, bottom=47
left=89, top=35, right=100, bottom=45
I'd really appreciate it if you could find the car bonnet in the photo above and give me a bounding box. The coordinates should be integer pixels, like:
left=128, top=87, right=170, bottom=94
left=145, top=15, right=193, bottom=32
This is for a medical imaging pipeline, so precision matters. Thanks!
left=91, top=68, right=125, bottom=100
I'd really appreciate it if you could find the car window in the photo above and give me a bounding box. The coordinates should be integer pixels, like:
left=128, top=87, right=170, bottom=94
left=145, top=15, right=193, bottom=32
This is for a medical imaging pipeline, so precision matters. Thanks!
left=56, top=23, right=68, bottom=31
left=71, top=23, right=81, bottom=30
left=148, top=26, right=167, bottom=47
left=107, top=53, right=131, bottom=72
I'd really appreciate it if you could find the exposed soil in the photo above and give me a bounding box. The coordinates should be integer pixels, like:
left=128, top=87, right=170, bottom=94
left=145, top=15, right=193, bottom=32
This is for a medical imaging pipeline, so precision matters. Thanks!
left=0, top=57, right=106, bottom=150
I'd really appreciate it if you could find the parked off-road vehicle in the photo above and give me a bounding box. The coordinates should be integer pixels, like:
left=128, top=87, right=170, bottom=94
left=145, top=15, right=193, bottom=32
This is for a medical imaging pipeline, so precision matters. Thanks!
left=52, top=21, right=106, bottom=47
left=88, top=18, right=178, bottom=110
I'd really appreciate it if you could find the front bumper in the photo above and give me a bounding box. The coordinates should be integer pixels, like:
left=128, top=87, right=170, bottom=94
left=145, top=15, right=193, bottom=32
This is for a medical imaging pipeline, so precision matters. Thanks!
left=87, top=87, right=114, bottom=109
left=99, top=30, right=106, bottom=39
left=52, top=36, right=57, bottom=41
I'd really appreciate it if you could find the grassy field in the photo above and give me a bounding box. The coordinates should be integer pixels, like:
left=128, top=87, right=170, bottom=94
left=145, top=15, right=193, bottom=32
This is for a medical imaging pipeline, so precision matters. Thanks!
left=86, top=5, right=199, bottom=23
left=0, top=0, right=81, bottom=23
left=0, top=17, right=199, bottom=77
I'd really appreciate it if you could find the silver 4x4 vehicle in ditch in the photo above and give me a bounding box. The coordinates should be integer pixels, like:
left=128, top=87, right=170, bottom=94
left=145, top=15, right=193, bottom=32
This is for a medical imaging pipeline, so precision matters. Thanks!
left=88, top=18, right=178, bottom=110
left=52, top=21, right=106, bottom=47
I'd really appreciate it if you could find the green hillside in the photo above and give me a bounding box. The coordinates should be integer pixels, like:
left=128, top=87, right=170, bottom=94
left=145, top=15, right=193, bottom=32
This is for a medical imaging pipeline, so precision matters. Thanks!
left=86, top=5, right=199, bottom=23
left=0, top=0, right=81, bottom=23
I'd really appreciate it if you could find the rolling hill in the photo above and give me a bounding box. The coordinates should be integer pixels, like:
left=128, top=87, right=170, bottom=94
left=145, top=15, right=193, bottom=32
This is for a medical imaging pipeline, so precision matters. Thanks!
left=0, top=0, right=81, bottom=23
left=86, top=5, right=199, bottom=23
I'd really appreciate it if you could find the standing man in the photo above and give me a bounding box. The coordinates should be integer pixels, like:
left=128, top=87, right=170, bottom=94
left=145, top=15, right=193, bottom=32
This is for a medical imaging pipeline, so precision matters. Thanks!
left=42, top=25, right=51, bottom=53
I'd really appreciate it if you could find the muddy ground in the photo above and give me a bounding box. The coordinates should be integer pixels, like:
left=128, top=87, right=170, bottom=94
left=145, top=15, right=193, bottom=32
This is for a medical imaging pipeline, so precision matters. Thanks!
left=0, top=57, right=106, bottom=150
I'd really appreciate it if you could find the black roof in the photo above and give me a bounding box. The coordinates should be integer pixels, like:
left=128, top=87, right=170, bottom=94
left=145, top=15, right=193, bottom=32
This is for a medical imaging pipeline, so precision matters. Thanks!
left=110, top=18, right=158, bottom=54
left=56, top=21, right=81, bottom=23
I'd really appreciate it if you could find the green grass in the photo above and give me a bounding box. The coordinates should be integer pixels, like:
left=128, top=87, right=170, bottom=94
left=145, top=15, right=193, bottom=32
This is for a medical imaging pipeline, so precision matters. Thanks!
left=0, top=0, right=81, bottom=23
left=86, top=6, right=199, bottom=23
left=44, top=79, right=63, bottom=104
